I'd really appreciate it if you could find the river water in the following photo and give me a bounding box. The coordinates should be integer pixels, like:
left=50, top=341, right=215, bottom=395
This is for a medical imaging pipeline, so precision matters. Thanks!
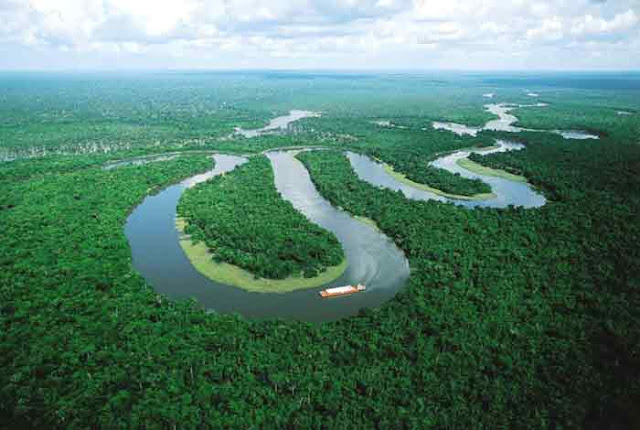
left=125, top=107, right=550, bottom=322
left=234, top=110, right=320, bottom=138
left=347, top=140, right=546, bottom=209
left=433, top=103, right=599, bottom=140
left=103, top=154, right=180, bottom=170
left=126, top=151, right=409, bottom=322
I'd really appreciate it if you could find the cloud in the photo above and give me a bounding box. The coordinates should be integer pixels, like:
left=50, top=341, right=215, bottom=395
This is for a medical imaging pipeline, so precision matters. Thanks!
left=0, top=0, right=638, bottom=69
left=571, top=9, right=638, bottom=36
left=106, top=0, right=198, bottom=36
left=526, top=17, right=565, bottom=41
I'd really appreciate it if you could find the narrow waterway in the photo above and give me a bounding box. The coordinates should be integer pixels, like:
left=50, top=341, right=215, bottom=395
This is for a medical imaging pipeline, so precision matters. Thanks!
left=433, top=103, right=599, bottom=140
left=103, top=154, right=180, bottom=170
left=347, top=140, right=546, bottom=209
left=234, top=110, right=320, bottom=137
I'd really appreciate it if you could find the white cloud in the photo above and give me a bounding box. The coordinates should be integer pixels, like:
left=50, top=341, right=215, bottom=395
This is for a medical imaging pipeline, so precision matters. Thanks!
left=0, top=0, right=638, bottom=69
left=571, top=10, right=638, bottom=36
left=526, top=16, right=564, bottom=41
left=26, top=0, right=105, bottom=41
left=107, top=0, right=198, bottom=36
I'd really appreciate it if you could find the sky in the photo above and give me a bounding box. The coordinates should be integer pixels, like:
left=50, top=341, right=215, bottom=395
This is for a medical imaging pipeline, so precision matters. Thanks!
left=0, top=0, right=639, bottom=71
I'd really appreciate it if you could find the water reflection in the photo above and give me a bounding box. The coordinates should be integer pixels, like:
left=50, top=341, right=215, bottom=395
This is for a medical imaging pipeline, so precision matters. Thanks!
left=555, top=130, right=600, bottom=140
left=234, top=110, right=320, bottom=138
left=432, top=102, right=599, bottom=140
left=104, top=154, right=179, bottom=170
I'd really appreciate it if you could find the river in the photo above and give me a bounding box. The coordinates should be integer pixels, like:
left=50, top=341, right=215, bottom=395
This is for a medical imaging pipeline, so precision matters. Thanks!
left=433, top=103, right=599, bottom=140
left=348, top=140, right=546, bottom=209
left=124, top=108, right=551, bottom=322
left=126, top=151, right=409, bottom=322
left=234, top=110, right=320, bottom=138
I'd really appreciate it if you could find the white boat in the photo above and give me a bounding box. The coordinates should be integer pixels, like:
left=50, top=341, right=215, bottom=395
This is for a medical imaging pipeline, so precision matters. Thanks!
left=319, top=284, right=366, bottom=298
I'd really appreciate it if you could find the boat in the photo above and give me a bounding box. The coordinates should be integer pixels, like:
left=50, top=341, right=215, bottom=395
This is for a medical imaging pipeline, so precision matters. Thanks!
left=319, top=284, right=366, bottom=298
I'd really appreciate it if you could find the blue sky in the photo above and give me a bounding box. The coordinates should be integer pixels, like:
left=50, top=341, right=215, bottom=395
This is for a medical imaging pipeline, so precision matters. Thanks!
left=1, top=0, right=638, bottom=70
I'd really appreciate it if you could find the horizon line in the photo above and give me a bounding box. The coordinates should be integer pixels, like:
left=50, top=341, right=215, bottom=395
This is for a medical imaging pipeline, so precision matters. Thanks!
left=1, top=68, right=640, bottom=74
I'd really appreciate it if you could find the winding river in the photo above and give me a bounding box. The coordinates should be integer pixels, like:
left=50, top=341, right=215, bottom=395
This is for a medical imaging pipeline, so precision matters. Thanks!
left=125, top=105, right=555, bottom=321
left=234, top=110, right=320, bottom=138
left=126, top=151, right=409, bottom=322
left=348, top=140, right=546, bottom=209
left=433, top=103, right=600, bottom=140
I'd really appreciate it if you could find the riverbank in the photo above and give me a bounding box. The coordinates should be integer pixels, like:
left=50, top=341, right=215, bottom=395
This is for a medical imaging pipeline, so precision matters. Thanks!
left=176, top=218, right=348, bottom=293
left=382, top=162, right=496, bottom=201
left=456, top=158, right=527, bottom=183
left=354, top=215, right=380, bottom=231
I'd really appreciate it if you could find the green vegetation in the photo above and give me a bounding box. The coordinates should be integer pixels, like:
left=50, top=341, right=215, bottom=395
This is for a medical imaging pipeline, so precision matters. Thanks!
left=303, top=114, right=499, bottom=196
left=379, top=151, right=494, bottom=198
left=297, top=138, right=640, bottom=429
left=1, top=72, right=640, bottom=429
left=458, top=156, right=528, bottom=182
left=383, top=161, right=496, bottom=200
left=512, top=98, right=639, bottom=142
left=0, top=72, right=503, bottom=160
left=176, top=218, right=347, bottom=293
left=177, top=156, right=345, bottom=281
left=0, top=72, right=502, bottom=199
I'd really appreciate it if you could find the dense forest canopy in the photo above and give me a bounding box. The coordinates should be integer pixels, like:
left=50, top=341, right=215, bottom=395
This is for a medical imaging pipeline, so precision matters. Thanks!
left=1, top=71, right=639, bottom=429
left=178, top=156, right=344, bottom=280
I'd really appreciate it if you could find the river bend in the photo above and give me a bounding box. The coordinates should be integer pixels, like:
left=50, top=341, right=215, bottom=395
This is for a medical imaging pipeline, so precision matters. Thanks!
left=126, top=152, right=409, bottom=322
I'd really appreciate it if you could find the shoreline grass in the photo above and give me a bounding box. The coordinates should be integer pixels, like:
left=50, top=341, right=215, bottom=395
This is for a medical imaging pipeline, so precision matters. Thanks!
left=354, top=215, right=380, bottom=231
left=176, top=218, right=348, bottom=293
left=382, top=163, right=496, bottom=201
left=456, top=158, right=528, bottom=183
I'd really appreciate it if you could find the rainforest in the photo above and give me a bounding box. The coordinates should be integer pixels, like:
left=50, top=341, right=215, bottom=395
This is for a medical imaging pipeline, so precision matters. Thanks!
left=1, top=71, right=639, bottom=429
left=177, top=156, right=345, bottom=284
